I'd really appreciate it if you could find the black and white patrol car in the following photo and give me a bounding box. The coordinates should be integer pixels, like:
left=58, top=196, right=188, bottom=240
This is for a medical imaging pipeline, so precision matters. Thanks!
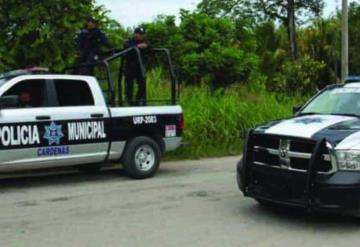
left=0, top=48, right=183, bottom=179
left=237, top=78, right=360, bottom=215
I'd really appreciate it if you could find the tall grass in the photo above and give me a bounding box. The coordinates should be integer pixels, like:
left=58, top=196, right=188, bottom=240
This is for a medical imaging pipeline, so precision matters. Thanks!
left=146, top=69, right=305, bottom=159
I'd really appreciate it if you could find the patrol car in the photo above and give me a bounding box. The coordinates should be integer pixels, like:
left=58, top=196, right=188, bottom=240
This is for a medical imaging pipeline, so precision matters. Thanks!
left=237, top=78, right=360, bottom=215
left=0, top=48, right=183, bottom=179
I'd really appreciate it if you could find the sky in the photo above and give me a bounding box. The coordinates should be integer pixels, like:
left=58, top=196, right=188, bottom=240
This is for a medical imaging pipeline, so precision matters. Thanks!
left=96, top=0, right=199, bottom=28
left=96, top=0, right=356, bottom=28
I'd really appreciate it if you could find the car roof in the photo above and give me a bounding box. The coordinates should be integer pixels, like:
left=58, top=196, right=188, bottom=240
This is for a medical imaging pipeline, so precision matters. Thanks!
left=0, top=68, right=95, bottom=81
left=0, top=67, right=50, bottom=80
left=9, top=74, right=97, bottom=83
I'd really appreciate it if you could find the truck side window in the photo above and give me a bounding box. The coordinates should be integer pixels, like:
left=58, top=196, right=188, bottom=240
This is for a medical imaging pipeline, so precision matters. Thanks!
left=54, top=80, right=94, bottom=106
left=3, top=79, right=47, bottom=108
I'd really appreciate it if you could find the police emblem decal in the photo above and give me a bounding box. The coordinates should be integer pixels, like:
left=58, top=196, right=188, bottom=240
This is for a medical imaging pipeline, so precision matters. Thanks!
left=294, top=117, right=324, bottom=125
left=43, top=122, right=64, bottom=145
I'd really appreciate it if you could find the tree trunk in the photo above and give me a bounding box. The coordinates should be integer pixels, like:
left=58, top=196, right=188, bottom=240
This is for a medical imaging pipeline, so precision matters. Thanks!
left=287, top=0, right=298, bottom=60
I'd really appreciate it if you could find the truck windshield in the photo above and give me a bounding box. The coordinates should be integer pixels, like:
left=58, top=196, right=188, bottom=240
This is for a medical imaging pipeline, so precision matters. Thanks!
left=301, top=87, right=360, bottom=116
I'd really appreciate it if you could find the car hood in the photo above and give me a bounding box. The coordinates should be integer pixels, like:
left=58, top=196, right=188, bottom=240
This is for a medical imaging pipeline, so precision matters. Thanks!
left=256, top=114, right=360, bottom=146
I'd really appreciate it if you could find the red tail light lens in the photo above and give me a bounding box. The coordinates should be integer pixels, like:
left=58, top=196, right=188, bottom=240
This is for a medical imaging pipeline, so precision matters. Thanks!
left=179, top=114, right=185, bottom=130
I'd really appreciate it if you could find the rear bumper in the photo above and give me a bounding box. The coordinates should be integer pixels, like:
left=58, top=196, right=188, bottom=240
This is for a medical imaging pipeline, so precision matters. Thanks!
left=163, top=137, right=182, bottom=152
left=237, top=159, right=360, bottom=215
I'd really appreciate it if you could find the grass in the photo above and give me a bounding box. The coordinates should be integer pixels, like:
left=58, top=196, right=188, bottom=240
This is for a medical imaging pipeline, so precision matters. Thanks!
left=145, top=69, right=305, bottom=159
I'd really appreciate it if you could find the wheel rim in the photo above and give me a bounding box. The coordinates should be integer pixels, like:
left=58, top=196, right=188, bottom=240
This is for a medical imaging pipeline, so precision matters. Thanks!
left=134, top=144, right=156, bottom=172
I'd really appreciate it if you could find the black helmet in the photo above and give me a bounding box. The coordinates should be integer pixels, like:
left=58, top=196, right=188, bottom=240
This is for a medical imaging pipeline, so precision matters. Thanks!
left=134, top=27, right=145, bottom=35
left=86, top=16, right=97, bottom=23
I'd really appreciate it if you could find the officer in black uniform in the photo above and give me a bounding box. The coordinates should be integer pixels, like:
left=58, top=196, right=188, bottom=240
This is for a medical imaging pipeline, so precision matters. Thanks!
left=75, top=17, right=111, bottom=75
left=123, top=27, right=150, bottom=106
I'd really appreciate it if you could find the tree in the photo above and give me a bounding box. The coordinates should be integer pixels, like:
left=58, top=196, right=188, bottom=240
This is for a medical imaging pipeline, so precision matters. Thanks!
left=348, top=2, right=360, bottom=75
left=298, top=17, right=341, bottom=85
left=143, top=12, right=260, bottom=87
left=0, top=0, right=118, bottom=71
left=198, top=0, right=324, bottom=60
left=178, top=12, right=259, bottom=87
left=256, top=0, right=324, bottom=60
left=254, top=21, right=288, bottom=83
left=197, top=0, right=253, bottom=19
left=274, top=55, right=325, bottom=94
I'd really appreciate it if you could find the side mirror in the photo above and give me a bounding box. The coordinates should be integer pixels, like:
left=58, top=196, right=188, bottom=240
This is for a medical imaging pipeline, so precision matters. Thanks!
left=293, top=105, right=302, bottom=115
left=0, top=95, right=19, bottom=109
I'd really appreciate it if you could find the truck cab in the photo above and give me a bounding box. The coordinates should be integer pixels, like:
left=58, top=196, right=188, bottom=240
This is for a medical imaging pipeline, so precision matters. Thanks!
left=0, top=48, right=183, bottom=179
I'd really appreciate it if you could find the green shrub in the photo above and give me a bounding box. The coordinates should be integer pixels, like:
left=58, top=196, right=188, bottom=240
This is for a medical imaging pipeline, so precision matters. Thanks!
left=273, top=56, right=326, bottom=95
left=143, top=12, right=260, bottom=87
left=0, top=0, right=126, bottom=71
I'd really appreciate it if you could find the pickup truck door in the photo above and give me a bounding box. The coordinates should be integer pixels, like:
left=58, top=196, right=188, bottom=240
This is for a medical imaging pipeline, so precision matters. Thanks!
left=0, top=78, right=58, bottom=170
left=43, top=78, right=110, bottom=167
left=0, top=77, right=109, bottom=171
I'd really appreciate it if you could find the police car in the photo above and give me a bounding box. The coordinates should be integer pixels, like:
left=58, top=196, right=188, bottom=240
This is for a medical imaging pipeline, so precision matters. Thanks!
left=237, top=77, right=360, bottom=215
left=0, top=66, right=183, bottom=179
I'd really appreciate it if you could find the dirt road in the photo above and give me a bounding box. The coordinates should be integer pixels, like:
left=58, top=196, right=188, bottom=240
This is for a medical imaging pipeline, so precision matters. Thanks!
left=0, top=156, right=360, bottom=247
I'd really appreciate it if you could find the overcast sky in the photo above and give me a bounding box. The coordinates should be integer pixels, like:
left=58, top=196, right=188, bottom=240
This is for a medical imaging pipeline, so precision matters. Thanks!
left=96, top=0, right=355, bottom=28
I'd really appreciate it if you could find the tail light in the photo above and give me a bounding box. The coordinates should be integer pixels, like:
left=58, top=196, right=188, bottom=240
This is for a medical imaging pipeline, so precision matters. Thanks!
left=179, top=114, right=185, bottom=130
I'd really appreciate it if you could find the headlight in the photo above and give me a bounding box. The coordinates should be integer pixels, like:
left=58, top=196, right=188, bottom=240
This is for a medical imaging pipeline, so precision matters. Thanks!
left=336, top=150, right=360, bottom=171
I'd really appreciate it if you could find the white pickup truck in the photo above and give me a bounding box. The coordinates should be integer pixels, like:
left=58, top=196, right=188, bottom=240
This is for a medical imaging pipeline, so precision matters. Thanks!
left=0, top=69, right=183, bottom=179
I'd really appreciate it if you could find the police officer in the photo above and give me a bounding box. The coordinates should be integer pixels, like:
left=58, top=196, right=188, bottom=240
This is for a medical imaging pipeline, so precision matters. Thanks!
left=75, top=17, right=111, bottom=75
left=123, top=27, right=150, bottom=106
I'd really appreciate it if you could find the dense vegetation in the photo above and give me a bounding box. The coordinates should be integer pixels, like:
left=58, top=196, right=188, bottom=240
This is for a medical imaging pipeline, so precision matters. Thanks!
left=0, top=0, right=359, bottom=158
left=147, top=69, right=303, bottom=158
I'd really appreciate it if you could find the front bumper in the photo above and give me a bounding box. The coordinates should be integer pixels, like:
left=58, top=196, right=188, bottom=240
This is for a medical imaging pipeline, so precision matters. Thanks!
left=237, top=159, right=360, bottom=215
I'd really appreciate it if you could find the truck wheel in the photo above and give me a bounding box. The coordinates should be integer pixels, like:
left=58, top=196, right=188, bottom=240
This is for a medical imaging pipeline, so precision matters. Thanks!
left=122, top=136, right=161, bottom=179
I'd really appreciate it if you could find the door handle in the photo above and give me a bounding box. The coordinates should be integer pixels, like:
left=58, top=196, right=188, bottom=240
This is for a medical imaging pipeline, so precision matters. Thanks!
left=36, top=115, right=51, bottom=121
left=91, top=113, right=104, bottom=118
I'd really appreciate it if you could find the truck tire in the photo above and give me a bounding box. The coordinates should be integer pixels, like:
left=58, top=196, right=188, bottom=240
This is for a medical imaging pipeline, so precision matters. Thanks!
left=122, top=136, right=161, bottom=179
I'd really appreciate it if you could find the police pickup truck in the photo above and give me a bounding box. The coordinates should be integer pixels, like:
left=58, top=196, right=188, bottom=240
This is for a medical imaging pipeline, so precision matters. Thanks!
left=0, top=68, right=183, bottom=179
left=237, top=78, right=360, bottom=215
